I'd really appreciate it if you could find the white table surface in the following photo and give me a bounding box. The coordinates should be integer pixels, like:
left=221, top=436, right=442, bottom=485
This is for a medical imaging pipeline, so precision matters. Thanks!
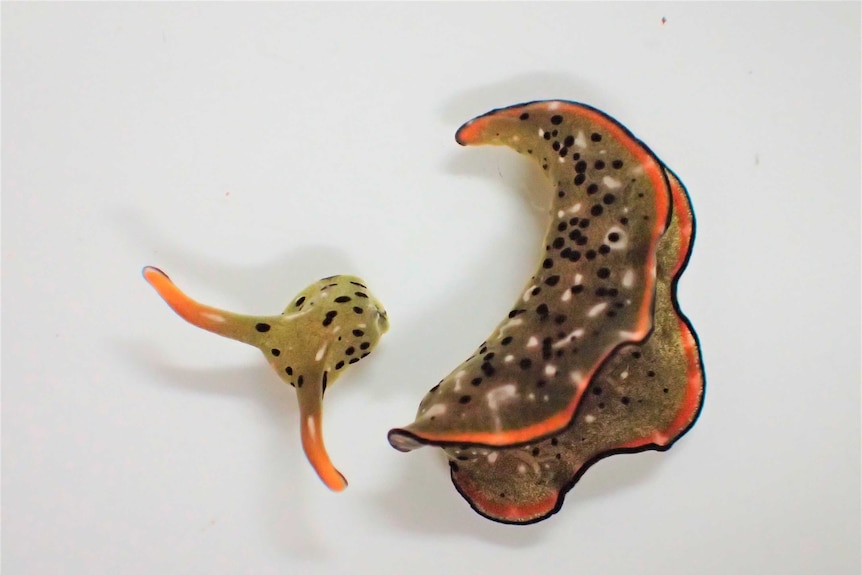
left=3, top=3, right=859, bottom=574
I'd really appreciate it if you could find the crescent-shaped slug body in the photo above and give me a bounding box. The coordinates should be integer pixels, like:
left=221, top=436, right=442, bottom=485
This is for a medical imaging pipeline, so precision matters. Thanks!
left=143, top=267, right=389, bottom=491
left=387, top=101, right=703, bottom=523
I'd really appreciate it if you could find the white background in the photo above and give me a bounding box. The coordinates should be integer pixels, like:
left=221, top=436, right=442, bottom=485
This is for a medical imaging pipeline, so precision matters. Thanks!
left=3, top=3, right=859, bottom=574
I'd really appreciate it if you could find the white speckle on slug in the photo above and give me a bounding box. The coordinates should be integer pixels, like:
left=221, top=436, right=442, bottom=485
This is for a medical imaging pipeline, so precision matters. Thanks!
left=315, top=343, right=328, bottom=361
left=575, top=131, right=587, bottom=148
left=421, top=404, right=447, bottom=419
left=622, top=269, right=635, bottom=288
left=487, top=452, right=498, bottom=464
left=553, top=328, right=583, bottom=349
left=451, top=370, right=467, bottom=391
left=602, top=176, right=622, bottom=189
left=585, top=415, right=596, bottom=424
left=588, top=303, right=608, bottom=318
left=527, top=336, right=539, bottom=348
left=486, top=384, right=519, bottom=430
left=202, top=312, right=225, bottom=323
left=568, top=202, right=582, bottom=214
left=499, top=318, right=523, bottom=336
left=544, top=364, right=557, bottom=377
left=605, top=226, right=628, bottom=250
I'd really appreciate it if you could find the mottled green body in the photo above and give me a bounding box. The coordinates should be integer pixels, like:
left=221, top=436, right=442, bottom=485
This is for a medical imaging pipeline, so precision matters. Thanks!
left=143, top=268, right=388, bottom=491
left=259, top=276, right=389, bottom=394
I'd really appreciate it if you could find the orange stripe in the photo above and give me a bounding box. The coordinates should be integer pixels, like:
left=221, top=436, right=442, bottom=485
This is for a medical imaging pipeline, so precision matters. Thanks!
left=300, top=410, right=347, bottom=492
left=142, top=266, right=223, bottom=332
left=455, top=473, right=558, bottom=523
left=410, top=376, right=592, bottom=447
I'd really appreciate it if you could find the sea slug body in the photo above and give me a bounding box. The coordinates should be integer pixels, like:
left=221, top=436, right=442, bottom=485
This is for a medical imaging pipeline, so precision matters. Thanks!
left=143, top=267, right=389, bottom=491
left=387, top=100, right=703, bottom=524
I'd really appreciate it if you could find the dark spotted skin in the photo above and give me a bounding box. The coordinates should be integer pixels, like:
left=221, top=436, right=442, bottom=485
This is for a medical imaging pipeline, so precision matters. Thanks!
left=143, top=269, right=388, bottom=491
left=387, top=101, right=703, bottom=524
left=389, top=101, right=672, bottom=450
left=270, top=277, right=388, bottom=392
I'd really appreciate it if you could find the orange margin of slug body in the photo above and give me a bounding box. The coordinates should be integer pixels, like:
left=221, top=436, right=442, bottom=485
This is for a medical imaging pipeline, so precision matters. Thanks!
left=400, top=101, right=671, bottom=448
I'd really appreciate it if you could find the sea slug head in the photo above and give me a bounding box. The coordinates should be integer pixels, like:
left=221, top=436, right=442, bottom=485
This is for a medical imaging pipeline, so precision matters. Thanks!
left=142, top=267, right=389, bottom=492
